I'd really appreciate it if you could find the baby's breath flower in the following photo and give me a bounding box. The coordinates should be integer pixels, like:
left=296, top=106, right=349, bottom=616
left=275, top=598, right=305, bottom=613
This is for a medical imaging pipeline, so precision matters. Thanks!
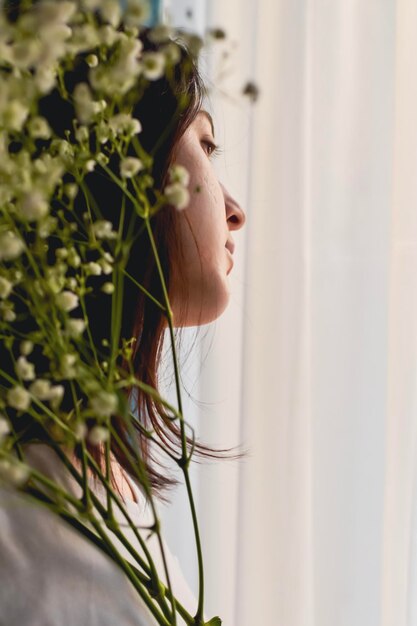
left=15, top=356, right=35, bottom=381
left=61, top=354, right=77, bottom=379
left=120, top=156, right=143, bottom=178
left=165, top=182, right=190, bottom=211
left=66, top=318, right=87, bottom=338
left=108, top=113, right=142, bottom=137
left=90, top=390, right=118, bottom=418
left=75, top=125, right=89, bottom=143
left=169, top=164, right=190, bottom=187
left=2, top=305, right=16, bottom=322
left=98, top=24, right=119, bottom=47
left=91, top=220, right=117, bottom=239
left=29, top=378, right=52, bottom=400
left=34, top=65, right=56, bottom=94
left=86, top=54, right=98, bottom=68
left=0, top=416, right=11, bottom=440
left=56, top=290, right=79, bottom=312
left=73, top=82, right=99, bottom=125
left=85, top=159, right=96, bottom=172
left=49, top=384, right=65, bottom=410
left=16, top=191, right=49, bottom=222
left=96, top=152, right=109, bottom=166
left=20, top=340, right=34, bottom=356
left=74, top=421, right=87, bottom=441
left=0, top=231, right=25, bottom=261
left=85, top=261, right=102, bottom=276
left=0, top=277, right=13, bottom=300
left=67, top=249, right=81, bottom=268
left=141, top=51, right=166, bottom=81
left=100, top=0, right=122, bottom=28
left=163, top=42, right=181, bottom=65
left=148, top=24, right=173, bottom=43
left=0, top=459, right=30, bottom=486
left=3, top=101, right=29, bottom=132
left=7, top=386, right=31, bottom=411
left=28, top=116, right=52, bottom=140
left=96, top=121, right=110, bottom=144
left=64, top=183, right=78, bottom=200
left=88, top=425, right=109, bottom=445
left=101, top=282, right=114, bottom=294
left=124, top=0, right=151, bottom=27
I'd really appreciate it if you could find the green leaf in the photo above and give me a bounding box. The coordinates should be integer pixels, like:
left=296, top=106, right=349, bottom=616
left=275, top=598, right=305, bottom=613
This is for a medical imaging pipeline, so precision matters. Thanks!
left=204, top=618, right=222, bottom=626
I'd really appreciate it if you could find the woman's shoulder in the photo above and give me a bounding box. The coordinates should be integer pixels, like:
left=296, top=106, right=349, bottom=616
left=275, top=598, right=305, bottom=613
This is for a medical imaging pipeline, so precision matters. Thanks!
left=0, top=485, right=158, bottom=626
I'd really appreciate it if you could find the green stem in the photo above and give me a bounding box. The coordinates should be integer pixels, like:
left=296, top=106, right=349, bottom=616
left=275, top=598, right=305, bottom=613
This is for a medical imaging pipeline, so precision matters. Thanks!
left=144, top=217, right=206, bottom=624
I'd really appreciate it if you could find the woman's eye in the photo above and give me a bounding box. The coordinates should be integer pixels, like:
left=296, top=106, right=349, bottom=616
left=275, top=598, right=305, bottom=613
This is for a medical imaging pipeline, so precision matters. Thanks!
left=202, top=140, right=220, bottom=158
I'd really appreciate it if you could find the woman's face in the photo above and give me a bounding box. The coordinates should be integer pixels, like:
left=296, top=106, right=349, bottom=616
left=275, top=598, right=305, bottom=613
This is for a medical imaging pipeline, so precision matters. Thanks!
left=170, top=110, right=246, bottom=327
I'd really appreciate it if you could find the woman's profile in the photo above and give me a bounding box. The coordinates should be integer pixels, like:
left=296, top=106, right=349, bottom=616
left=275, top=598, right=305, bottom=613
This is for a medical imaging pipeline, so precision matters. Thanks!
left=0, top=7, right=245, bottom=625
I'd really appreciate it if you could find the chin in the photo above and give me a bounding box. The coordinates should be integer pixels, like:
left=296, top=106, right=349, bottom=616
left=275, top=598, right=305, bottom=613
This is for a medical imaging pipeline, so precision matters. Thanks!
left=172, top=281, right=231, bottom=327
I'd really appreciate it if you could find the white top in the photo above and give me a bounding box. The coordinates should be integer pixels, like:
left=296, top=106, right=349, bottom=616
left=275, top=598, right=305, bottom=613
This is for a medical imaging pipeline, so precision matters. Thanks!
left=0, top=444, right=198, bottom=626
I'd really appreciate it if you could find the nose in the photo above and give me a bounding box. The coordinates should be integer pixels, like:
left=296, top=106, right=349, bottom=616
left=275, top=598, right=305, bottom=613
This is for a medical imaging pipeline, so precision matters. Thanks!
left=221, top=183, right=246, bottom=231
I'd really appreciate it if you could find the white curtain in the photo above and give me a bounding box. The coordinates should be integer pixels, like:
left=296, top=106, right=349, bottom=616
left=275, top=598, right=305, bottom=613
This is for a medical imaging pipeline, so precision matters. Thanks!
left=160, top=1, right=417, bottom=625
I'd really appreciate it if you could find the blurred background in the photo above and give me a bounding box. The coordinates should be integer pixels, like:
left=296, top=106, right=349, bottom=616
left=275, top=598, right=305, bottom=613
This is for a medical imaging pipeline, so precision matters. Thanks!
left=150, top=2, right=417, bottom=626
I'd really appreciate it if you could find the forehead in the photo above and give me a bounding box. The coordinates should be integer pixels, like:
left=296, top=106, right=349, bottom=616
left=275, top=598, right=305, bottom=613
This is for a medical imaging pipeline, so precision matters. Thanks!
left=195, top=110, right=215, bottom=136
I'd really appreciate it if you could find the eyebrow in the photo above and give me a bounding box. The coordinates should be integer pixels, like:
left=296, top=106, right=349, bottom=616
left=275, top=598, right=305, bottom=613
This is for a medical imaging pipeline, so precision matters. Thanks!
left=198, top=109, right=215, bottom=138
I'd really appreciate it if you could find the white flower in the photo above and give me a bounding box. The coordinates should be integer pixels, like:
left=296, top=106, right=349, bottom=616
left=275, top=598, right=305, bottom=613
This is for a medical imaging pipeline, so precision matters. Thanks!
left=34, top=65, right=56, bottom=94
left=29, top=379, right=52, bottom=400
left=0, top=231, right=24, bottom=261
left=2, top=305, right=16, bottom=322
left=75, top=125, right=89, bottom=143
left=101, top=282, right=114, bottom=294
left=17, top=191, right=49, bottom=222
left=48, top=384, right=65, bottom=410
left=7, top=386, right=31, bottom=411
left=141, top=51, right=166, bottom=81
left=61, top=354, right=77, bottom=379
left=124, top=0, right=151, bottom=27
left=0, top=416, right=10, bottom=440
left=90, top=390, right=118, bottom=418
left=96, top=121, right=110, bottom=144
left=85, top=159, right=96, bottom=172
left=74, top=421, right=87, bottom=441
left=163, top=42, right=181, bottom=65
left=120, top=157, right=143, bottom=178
left=100, top=0, right=122, bottom=27
left=169, top=164, right=190, bottom=187
left=67, top=249, right=81, bottom=268
left=56, top=290, right=79, bottom=312
left=148, top=24, right=173, bottom=43
left=15, top=356, right=35, bottom=381
left=20, top=340, right=34, bottom=356
left=165, top=182, right=190, bottom=211
left=3, top=101, right=29, bottom=132
left=88, top=425, right=109, bottom=446
left=0, top=459, right=30, bottom=486
left=28, top=116, right=51, bottom=139
left=66, top=318, right=87, bottom=338
left=86, top=54, right=98, bottom=68
left=108, top=113, right=142, bottom=137
left=91, top=220, right=117, bottom=239
left=98, top=24, right=119, bottom=47
left=64, top=183, right=78, bottom=200
left=35, top=1, right=77, bottom=25
left=73, top=82, right=99, bottom=125
left=85, top=261, right=102, bottom=276
left=0, top=277, right=12, bottom=299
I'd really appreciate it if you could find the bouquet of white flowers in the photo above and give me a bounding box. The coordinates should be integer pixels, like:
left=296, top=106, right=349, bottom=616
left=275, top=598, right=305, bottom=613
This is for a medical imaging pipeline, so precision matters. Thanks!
left=0, top=1, right=236, bottom=624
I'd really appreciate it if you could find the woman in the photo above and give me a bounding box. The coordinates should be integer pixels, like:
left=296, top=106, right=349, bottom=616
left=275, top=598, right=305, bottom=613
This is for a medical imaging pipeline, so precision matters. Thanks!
left=0, top=14, right=245, bottom=626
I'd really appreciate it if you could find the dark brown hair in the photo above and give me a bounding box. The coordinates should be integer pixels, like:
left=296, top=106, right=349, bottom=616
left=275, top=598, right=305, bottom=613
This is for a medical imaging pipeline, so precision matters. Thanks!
left=0, top=23, right=244, bottom=504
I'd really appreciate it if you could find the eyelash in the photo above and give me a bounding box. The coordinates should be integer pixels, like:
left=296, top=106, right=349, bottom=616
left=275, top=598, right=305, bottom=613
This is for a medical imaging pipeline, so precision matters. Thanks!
left=202, top=140, right=222, bottom=158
